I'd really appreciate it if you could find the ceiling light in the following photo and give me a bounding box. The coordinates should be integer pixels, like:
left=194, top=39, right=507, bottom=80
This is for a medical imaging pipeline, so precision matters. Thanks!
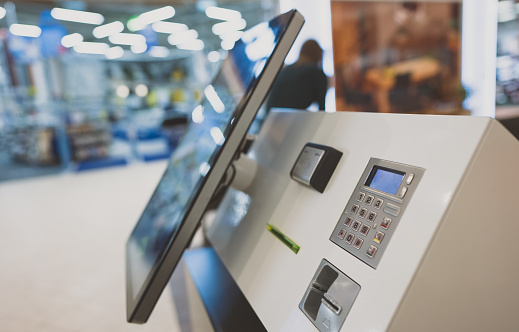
left=207, top=51, right=221, bottom=63
left=205, top=6, right=241, bottom=21
left=93, top=21, right=124, bottom=39
left=106, top=46, right=124, bottom=59
left=109, top=33, right=146, bottom=46
left=61, top=33, right=83, bottom=48
left=210, top=127, right=225, bottom=145
left=131, top=44, right=147, bottom=54
left=152, top=21, right=188, bottom=34
left=212, top=19, right=247, bottom=36
left=177, top=40, right=205, bottom=51
left=140, top=6, right=175, bottom=24
left=149, top=46, right=169, bottom=58
left=219, top=30, right=243, bottom=42
left=127, top=6, right=175, bottom=31
left=51, top=8, right=104, bottom=25
left=0, top=7, right=6, bottom=20
left=116, top=85, right=130, bottom=98
left=9, top=24, right=41, bottom=38
left=204, top=85, right=225, bottom=113
left=135, top=84, right=149, bottom=97
left=168, top=29, right=198, bottom=46
left=221, top=39, right=235, bottom=51
left=73, top=42, right=110, bottom=55
left=192, top=105, right=204, bottom=124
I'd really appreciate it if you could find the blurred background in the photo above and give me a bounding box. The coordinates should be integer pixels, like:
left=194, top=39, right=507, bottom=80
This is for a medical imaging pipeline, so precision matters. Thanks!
left=2, top=1, right=519, bottom=331
left=0, top=0, right=278, bottom=181
left=0, top=0, right=516, bottom=183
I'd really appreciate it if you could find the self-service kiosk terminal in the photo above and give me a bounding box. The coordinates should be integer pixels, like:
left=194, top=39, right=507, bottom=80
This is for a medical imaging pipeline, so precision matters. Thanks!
left=124, top=10, right=519, bottom=332
left=205, top=110, right=519, bottom=331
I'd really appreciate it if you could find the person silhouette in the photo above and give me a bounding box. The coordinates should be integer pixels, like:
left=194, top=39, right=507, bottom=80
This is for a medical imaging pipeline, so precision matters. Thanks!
left=266, top=39, right=328, bottom=111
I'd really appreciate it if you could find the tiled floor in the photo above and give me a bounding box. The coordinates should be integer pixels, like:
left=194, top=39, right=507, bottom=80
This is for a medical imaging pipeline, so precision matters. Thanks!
left=0, top=162, right=210, bottom=332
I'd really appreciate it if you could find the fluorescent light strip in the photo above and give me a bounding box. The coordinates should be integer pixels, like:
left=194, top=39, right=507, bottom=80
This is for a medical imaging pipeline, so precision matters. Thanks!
left=207, top=51, right=221, bottom=63
left=131, top=44, right=147, bottom=54
left=177, top=40, right=205, bottom=51
left=212, top=19, right=246, bottom=35
left=221, top=39, right=235, bottom=51
left=149, top=46, right=170, bottom=58
left=73, top=42, right=109, bottom=55
left=93, top=21, right=124, bottom=39
left=106, top=46, right=124, bottom=59
left=9, top=24, right=41, bottom=38
left=61, top=33, right=83, bottom=48
left=204, top=85, right=225, bottom=113
left=210, top=127, right=225, bottom=146
left=128, top=6, right=175, bottom=31
left=168, top=29, right=198, bottom=46
left=219, top=30, right=243, bottom=42
left=109, top=33, right=146, bottom=46
left=205, top=6, right=241, bottom=21
left=140, top=6, right=175, bottom=24
left=152, top=21, right=188, bottom=34
left=51, top=8, right=104, bottom=25
left=199, top=162, right=210, bottom=176
left=192, top=105, right=204, bottom=124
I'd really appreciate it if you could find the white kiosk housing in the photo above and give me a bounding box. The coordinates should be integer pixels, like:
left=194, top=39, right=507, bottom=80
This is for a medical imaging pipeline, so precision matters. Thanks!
left=202, top=110, right=519, bottom=332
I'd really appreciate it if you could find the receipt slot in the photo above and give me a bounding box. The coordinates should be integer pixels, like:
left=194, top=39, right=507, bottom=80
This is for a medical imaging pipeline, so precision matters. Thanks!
left=299, top=260, right=360, bottom=332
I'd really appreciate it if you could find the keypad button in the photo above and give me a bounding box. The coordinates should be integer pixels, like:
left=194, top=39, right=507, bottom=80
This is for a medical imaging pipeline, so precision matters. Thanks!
left=360, top=224, right=371, bottom=236
left=373, top=231, right=385, bottom=243
left=345, top=233, right=355, bottom=244
left=338, top=229, right=347, bottom=239
left=365, top=195, right=374, bottom=206
left=350, top=204, right=360, bottom=215
left=383, top=203, right=400, bottom=217
left=344, top=216, right=354, bottom=227
left=381, top=217, right=392, bottom=229
left=399, top=187, right=408, bottom=198
left=373, top=198, right=383, bottom=209
left=357, top=192, right=366, bottom=202
left=367, top=212, right=377, bottom=222
left=352, top=220, right=362, bottom=231
left=353, top=238, right=364, bottom=249
left=366, top=245, right=378, bottom=258
left=406, top=173, right=415, bottom=185
left=359, top=208, right=368, bottom=218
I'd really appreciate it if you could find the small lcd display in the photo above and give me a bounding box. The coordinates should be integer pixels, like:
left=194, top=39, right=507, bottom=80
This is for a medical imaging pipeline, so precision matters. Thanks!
left=365, top=166, right=405, bottom=195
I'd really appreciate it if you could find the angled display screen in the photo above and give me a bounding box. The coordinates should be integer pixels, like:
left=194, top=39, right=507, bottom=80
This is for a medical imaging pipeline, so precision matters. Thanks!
left=365, top=165, right=405, bottom=195
left=126, top=10, right=304, bottom=324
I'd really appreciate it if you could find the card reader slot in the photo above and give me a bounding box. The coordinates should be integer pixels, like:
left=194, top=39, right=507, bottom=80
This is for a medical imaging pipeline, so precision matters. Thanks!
left=322, top=293, right=342, bottom=315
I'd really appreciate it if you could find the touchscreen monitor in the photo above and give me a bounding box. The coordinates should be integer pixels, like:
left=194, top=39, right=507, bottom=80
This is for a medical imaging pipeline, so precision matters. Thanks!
left=126, top=10, right=304, bottom=324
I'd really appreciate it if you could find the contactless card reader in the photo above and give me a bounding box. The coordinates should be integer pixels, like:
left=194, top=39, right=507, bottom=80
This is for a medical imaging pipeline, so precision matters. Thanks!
left=330, top=158, right=424, bottom=269
left=291, top=143, right=343, bottom=193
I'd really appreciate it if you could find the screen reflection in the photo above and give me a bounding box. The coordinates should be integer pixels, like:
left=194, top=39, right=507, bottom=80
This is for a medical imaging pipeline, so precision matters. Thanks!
left=128, top=19, right=284, bottom=298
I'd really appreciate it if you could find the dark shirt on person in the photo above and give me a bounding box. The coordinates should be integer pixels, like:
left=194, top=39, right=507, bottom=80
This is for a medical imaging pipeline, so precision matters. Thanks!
left=267, top=63, right=328, bottom=111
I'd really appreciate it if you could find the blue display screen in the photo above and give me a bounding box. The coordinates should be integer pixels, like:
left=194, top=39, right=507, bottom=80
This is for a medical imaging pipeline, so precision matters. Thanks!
left=365, top=166, right=405, bottom=195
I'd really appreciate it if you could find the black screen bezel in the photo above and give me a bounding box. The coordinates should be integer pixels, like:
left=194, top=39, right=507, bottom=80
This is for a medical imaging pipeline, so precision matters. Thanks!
left=126, top=10, right=304, bottom=324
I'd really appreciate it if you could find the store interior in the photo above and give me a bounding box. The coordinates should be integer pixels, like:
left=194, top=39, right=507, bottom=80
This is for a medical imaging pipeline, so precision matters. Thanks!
left=0, top=0, right=275, bottom=181
left=0, top=0, right=517, bottom=183
left=1, top=0, right=519, bottom=331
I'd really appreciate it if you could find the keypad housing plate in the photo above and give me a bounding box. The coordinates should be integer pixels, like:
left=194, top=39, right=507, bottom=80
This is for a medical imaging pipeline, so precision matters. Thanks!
left=330, top=158, right=424, bottom=269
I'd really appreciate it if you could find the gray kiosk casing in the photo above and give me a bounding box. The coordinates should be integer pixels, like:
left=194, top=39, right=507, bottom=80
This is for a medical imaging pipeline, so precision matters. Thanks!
left=205, top=110, right=519, bottom=331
